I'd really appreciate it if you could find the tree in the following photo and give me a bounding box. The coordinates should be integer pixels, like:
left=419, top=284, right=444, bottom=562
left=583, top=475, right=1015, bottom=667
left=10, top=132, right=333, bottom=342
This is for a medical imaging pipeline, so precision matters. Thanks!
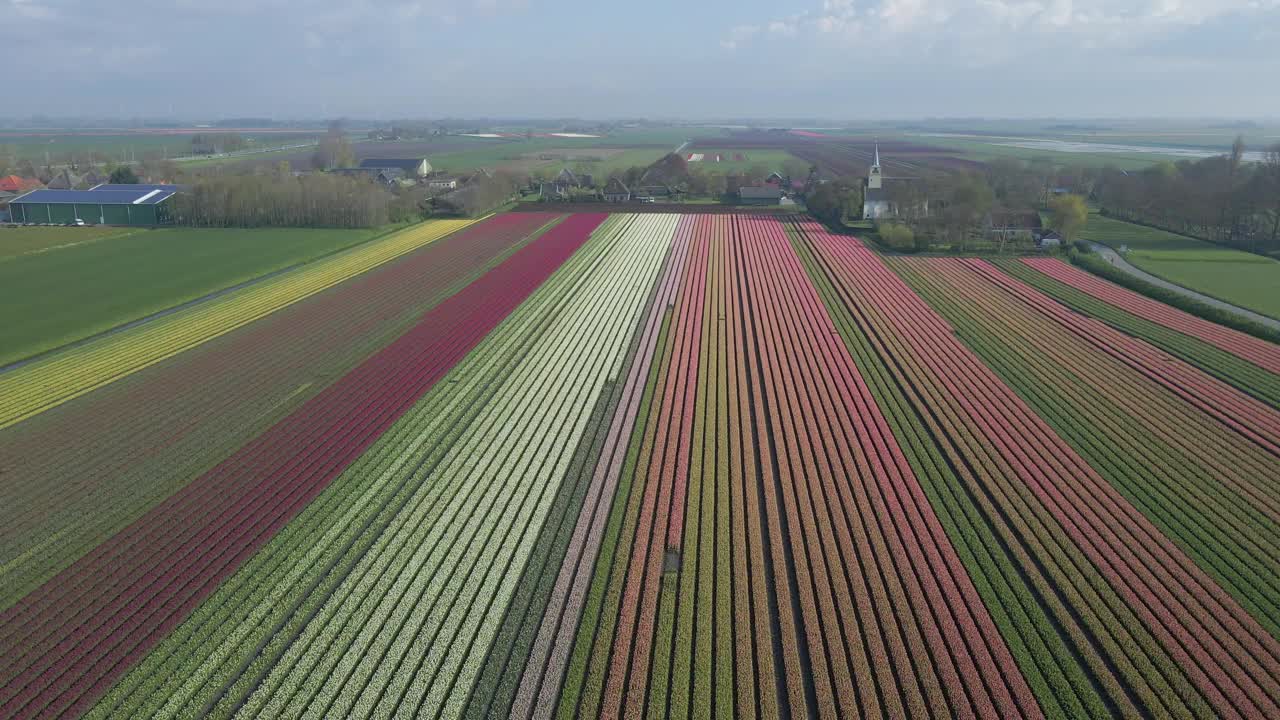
left=878, top=222, right=915, bottom=251
left=1048, top=193, right=1089, bottom=242
left=935, top=174, right=994, bottom=251
left=1265, top=143, right=1280, bottom=243
left=806, top=180, right=861, bottom=225
left=109, top=166, right=140, bottom=184
left=1229, top=134, right=1246, bottom=177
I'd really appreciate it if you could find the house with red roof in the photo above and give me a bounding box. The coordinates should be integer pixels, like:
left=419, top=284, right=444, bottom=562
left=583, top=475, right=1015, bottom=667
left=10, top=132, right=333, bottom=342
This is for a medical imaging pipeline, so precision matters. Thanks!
left=0, top=175, right=40, bottom=193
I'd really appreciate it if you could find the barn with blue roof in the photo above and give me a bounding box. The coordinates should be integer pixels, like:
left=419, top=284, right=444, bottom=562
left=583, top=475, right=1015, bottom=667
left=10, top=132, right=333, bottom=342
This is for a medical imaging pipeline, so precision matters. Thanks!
left=8, top=184, right=179, bottom=226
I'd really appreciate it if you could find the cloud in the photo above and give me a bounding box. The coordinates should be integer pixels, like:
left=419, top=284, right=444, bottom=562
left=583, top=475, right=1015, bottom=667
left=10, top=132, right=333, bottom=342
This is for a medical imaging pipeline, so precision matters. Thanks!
left=732, top=0, right=1280, bottom=64
left=8, top=0, right=56, bottom=20
left=720, top=24, right=761, bottom=50
left=768, top=16, right=803, bottom=36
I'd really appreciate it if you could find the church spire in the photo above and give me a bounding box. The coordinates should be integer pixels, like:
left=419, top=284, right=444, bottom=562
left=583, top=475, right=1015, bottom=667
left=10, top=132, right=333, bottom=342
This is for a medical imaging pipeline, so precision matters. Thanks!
left=868, top=140, right=883, bottom=190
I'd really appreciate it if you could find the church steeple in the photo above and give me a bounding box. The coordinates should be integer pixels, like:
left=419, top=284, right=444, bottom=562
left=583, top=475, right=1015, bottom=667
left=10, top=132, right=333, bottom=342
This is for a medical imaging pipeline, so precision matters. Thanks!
left=868, top=142, right=883, bottom=190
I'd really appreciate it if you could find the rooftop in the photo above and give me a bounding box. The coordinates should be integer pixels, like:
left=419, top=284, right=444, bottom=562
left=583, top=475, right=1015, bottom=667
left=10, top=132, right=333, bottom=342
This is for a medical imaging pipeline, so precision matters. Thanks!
left=358, top=158, right=428, bottom=171
left=89, top=184, right=182, bottom=193
left=11, top=188, right=176, bottom=205
left=739, top=186, right=783, bottom=199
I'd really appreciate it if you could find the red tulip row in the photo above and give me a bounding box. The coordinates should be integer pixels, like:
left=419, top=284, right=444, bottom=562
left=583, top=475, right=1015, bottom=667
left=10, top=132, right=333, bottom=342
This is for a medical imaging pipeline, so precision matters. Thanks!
left=801, top=223, right=1280, bottom=719
left=0, top=213, right=605, bottom=720
left=0, top=212, right=559, bottom=610
left=1022, top=257, right=1280, bottom=375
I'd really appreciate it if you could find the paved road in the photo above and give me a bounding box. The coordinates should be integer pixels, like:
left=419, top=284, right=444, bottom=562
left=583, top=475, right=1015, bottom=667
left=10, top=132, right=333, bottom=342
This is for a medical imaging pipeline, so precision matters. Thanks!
left=1085, top=241, right=1280, bottom=332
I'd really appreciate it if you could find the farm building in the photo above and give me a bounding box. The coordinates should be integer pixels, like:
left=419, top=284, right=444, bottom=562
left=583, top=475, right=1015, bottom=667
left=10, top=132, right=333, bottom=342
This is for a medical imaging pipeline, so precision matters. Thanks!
left=603, top=178, right=631, bottom=202
left=738, top=186, right=783, bottom=205
left=45, top=170, right=83, bottom=190
left=8, top=184, right=179, bottom=226
left=986, top=210, right=1043, bottom=243
left=81, top=169, right=110, bottom=188
left=556, top=168, right=594, bottom=188
left=426, top=176, right=461, bottom=192
left=0, top=175, right=40, bottom=193
left=540, top=182, right=570, bottom=201
left=331, top=167, right=406, bottom=186
left=358, top=158, right=432, bottom=178
left=635, top=184, right=680, bottom=202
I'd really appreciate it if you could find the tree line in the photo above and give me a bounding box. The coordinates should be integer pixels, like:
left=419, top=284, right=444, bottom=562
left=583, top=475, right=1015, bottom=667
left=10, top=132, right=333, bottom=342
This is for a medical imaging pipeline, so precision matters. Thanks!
left=169, top=173, right=416, bottom=228
left=1092, top=139, right=1280, bottom=254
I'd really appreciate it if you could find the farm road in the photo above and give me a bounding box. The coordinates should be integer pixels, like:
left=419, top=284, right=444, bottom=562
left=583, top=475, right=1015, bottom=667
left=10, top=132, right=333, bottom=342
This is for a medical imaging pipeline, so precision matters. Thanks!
left=1085, top=240, right=1280, bottom=332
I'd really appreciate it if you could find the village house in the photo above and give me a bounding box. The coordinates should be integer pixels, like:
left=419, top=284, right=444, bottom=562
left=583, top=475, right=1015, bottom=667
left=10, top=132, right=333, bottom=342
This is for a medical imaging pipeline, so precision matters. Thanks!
left=738, top=185, right=783, bottom=206
left=45, top=170, right=82, bottom=191
left=357, top=157, right=432, bottom=178
left=985, top=210, right=1043, bottom=243
left=330, top=167, right=407, bottom=186
left=556, top=168, right=594, bottom=189
left=425, top=176, right=461, bottom=192
left=603, top=178, right=631, bottom=202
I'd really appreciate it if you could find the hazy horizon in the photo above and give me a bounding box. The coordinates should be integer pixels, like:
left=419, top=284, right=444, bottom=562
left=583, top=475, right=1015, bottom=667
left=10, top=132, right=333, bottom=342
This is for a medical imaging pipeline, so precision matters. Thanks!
left=4, top=0, right=1279, bottom=119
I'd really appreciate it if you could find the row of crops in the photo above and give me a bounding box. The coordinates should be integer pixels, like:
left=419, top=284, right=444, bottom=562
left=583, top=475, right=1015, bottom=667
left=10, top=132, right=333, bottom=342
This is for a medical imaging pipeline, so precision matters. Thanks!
left=2, top=212, right=1279, bottom=719
left=0, top=218, right=476, bottom=429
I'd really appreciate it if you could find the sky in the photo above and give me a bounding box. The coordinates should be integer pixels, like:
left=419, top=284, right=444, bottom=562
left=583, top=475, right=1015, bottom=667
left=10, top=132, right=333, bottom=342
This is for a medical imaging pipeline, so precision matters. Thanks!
left=4, top=0, right=1280, bottom=120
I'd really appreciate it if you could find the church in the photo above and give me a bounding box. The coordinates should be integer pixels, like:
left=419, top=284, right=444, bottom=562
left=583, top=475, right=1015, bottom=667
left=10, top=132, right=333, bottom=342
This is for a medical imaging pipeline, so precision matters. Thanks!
left=862, top=145, right=892, bottom=220
left=861, top=144, right=926, bottom=220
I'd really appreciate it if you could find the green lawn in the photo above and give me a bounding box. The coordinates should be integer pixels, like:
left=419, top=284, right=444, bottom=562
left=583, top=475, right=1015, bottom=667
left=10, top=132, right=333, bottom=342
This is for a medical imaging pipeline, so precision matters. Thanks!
left=1081, top=214, right=1280, bottom=319
left=0, top=226, right=385, bottom=365
left=0, top=227, right=140, bottom=262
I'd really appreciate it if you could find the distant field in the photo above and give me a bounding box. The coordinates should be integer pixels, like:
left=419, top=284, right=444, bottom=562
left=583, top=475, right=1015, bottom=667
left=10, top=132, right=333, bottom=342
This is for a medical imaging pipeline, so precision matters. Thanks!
left=685, top=148, right=797, bottom=172
left=0, top=129, right=322, bottom=163
left=0, top=226, right=138, bottom=261
left=1082, top=214, right=1280, bottom=318
left=220, top=128, right=716, bottom=173
left=917, top=135, right=1170, bottom=170
left=0, top=226, right=385, bottom=365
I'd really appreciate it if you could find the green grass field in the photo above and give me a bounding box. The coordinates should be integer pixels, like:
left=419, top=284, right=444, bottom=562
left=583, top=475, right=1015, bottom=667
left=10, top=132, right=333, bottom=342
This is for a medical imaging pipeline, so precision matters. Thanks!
left=0, top=227, right=140, bottom=262
left=0, top=226, right=385, bottom=365
left=1081, top=214, right=1280, bottom=319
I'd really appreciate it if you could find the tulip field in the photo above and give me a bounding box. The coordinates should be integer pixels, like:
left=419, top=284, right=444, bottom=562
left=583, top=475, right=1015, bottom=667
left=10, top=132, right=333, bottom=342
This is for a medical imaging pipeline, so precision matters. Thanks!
left=2, top=212, right=1279, bottom=719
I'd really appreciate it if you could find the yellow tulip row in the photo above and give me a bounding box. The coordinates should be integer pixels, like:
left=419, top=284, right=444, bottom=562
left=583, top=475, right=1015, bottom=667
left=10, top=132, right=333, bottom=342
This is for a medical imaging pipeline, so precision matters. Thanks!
left=0, top=219, right=476, bottom=430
